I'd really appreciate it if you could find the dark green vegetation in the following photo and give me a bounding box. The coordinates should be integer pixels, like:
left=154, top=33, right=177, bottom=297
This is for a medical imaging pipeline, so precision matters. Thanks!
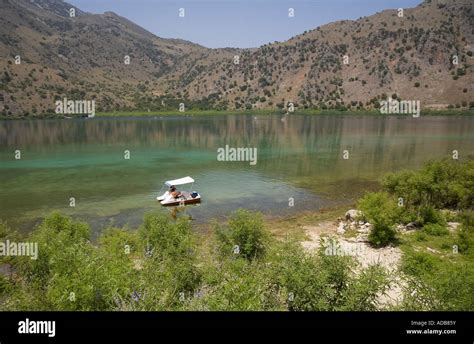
left=1, top=158, right=473, bottom=311
left=359, top=157, right=473, bottom=247
left=357, top=157, right=474, bottom=310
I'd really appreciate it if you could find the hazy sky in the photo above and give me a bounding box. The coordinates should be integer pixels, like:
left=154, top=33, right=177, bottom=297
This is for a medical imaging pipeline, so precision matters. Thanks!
left=69, top=0, right=422, bottom=48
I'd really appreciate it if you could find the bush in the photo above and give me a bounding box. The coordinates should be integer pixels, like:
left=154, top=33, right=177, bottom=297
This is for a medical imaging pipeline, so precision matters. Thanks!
left=138, top=212, right=201, bottom=304
left=368, top=223, right=397, bottom=247
left=99, top=226, right=140, bottom=257
left=269, top=241, right=349, bottom=311
left=343, top=264, right=389, bottom=311
left=402, top=260, right=474, bottom=311
left=139, top=212, right=195, bottom=259
left=456, top=211, right=474, bottom=253
left=215, top=209, right=268, bottom=260
left=16, top=213, right=90, bottom=289
left=0, top=221, right=22, bottom=265
left=423, top=223, right=449, bottom=236
left=358, top=192, right=400, bottom=225
left=13, top=213, right=137, bottom=311
left=267, top=240, right=389, bottom=311
left=414, top=231, right=427, bottom=242
left=382, top=158, right=474, bottom=210
left=358, top=192, right=399, bottom=246
left=137, top=254, right=201, bottom=310
left=419, top=206, right=446, bottom=226
left=441, top=209, right=458, bottom=222
left=188, top=258, right=284, bottom=311
left=401, top=251, right=438, bottom=277
left=0, top=273, right=13, bottom=297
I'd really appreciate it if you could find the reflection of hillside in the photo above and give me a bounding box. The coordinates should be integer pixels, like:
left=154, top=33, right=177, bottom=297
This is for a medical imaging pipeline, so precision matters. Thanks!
left=243, top=115, right=474, bottom=195
left=1, top=116, right=473, bottom=182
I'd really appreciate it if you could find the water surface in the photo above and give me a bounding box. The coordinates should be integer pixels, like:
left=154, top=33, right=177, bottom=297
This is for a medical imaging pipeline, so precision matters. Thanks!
left=1, top=114, right=473, bottom=233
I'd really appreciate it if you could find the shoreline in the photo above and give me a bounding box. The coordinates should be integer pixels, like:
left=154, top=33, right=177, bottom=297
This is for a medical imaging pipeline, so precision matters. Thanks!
left=1, top=108, right=474, bottom=120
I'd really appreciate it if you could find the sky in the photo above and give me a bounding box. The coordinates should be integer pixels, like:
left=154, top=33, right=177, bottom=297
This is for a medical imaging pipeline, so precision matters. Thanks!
left=68, top=0, right=423, bottom=48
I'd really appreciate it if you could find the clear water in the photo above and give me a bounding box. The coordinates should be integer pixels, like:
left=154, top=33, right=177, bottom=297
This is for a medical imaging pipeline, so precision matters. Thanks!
left=1, top=114, right=473, bottom=233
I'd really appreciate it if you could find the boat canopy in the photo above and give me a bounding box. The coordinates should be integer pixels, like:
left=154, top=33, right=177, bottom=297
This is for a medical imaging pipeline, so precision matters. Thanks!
left=165, top=176, right=194, bottom=187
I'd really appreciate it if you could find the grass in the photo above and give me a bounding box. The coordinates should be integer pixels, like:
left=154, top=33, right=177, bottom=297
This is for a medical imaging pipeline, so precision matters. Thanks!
left=399, top=227, right=469, bottom=264
left=397, top=224, right=474, bottom=311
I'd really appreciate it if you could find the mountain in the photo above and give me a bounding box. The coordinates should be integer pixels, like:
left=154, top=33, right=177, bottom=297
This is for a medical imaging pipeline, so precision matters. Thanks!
left=0, top=0, right=472, bottom=116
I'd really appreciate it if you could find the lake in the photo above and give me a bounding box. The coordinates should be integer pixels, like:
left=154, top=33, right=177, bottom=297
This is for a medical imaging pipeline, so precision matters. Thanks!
left=1, top=114, right=473, bottom=234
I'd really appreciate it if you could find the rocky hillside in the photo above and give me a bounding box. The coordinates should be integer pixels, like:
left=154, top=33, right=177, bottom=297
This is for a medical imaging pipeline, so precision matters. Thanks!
left=0, top=0, right=472, bottom=116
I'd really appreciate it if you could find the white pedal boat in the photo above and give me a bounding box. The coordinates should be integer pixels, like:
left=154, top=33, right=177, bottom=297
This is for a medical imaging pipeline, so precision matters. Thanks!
left=157, top=176, right=201, bottom=206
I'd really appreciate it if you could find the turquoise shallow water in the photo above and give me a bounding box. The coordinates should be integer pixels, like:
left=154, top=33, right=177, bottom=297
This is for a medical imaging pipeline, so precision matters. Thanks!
left=1, top=114, right=473, bottom=233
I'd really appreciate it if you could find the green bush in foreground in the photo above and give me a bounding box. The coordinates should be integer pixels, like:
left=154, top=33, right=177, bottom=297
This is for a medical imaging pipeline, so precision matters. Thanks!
left=368, top=223, right=397, bottom=247
left=401, top=252, right=474, bottom=311
left=139, top=212, right=195, bottom=259
left=456, top=211, right=474, bottom=254
left=266, top=240, right=389, bottom=311
left=357, top=192, right=398, bottom=247
left=215, top=209, right=268, bottom=260
left=187, top=239, right=389, bottom=311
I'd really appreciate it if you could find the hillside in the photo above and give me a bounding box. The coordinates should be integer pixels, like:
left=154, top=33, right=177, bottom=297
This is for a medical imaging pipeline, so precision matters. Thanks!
left=0, top=0, right=472, bottom=116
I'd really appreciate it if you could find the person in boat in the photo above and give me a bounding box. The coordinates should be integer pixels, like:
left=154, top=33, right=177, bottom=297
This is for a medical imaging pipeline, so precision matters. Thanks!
left=170, top=185, right=181, bottom=198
